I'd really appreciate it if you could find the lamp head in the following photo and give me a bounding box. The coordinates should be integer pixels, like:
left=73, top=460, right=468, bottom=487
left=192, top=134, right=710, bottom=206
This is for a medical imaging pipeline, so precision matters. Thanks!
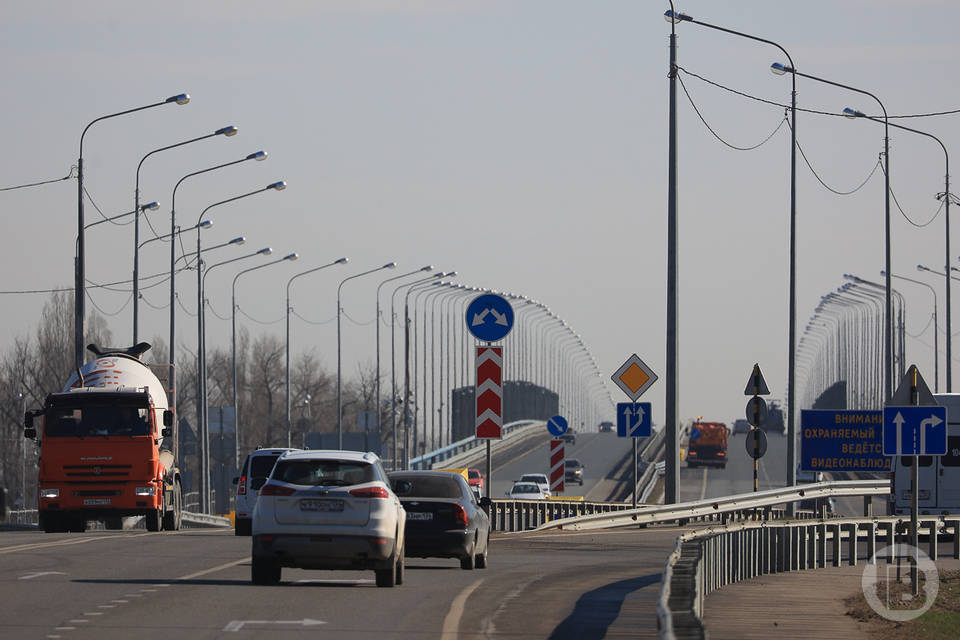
left=258, top=247, right=273, bottom=256
left=446, top=271, right=458, bottom=277
left=247, top=150, right=268, bottom=161
left=268, top=180, right=286, bottom=191
left=918, top=264, right=928, bottom=272
left=420, top=265, right=433, bottom=271
left=383, top=262, right=398, bottom=269
left=842, top=107, right=864, bottom=119
left=167, top=93, right=190, bottom=105
left=770, top=62, right=793, bottom=76
left=879, top=270, right=887, bottom=276
left=283, top=252, right=299, bottom=261
left=198, top=220, right=213, bottom=230
left=336, top=257, right=349, bottom=264
left=230, top=236, right=246, bottom=245
left=663, top=9, right=692, bottom=23
left=141, top=201, right=160, bottom=212
left=216, top=125, right=239, bottom=137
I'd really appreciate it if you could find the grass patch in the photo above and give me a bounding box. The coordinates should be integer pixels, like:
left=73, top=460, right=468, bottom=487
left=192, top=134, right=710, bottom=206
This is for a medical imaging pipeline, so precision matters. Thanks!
left=845, top=569, right=960, bottom=639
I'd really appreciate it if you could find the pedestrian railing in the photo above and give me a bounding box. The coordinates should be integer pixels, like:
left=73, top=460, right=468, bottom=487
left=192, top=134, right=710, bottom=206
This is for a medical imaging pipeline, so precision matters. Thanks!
left=657, top=515, right=960, bottom=639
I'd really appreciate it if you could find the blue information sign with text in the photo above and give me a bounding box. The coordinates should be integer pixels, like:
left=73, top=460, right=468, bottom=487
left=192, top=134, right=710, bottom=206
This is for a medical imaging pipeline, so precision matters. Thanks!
left=800, top=410, right=890, bottom=472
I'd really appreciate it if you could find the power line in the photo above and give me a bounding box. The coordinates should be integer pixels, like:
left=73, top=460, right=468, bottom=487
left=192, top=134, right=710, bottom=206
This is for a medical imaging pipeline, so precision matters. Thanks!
left=0, top=166, right=75, bottom=192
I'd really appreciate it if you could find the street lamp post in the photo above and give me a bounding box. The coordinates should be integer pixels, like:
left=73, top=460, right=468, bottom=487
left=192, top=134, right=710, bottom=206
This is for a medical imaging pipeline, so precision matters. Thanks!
left=168, top=151, right=267, bottom=433
left=883, top=270, right=938, bottom=392
left=198, top=246, right=272, bottom=513
left=76, top=92, right=190, bottom=368
left=376, top=266, right=433, bottom=462
left=844, top=111, right=950, bottom=391
left=336, top=263, right=397, bottom=449
left=666, top=7, right=799, bottom=491
left=232, top=252, right=299, bottom=466
left=390, top=273, right=445, bottom=469
left=196, top=181, right=286, bottom=468
left=133, top=125, right=238, bottom=342
left=772, top=63, right=891, bottom=401
left=286, top=258, right=349, bottom=448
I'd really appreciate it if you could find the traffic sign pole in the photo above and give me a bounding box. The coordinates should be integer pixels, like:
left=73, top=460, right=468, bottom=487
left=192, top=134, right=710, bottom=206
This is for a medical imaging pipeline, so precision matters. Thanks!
left=910, top=368, right=919, bottom=598
left=632, top=437, right=638, bottom=510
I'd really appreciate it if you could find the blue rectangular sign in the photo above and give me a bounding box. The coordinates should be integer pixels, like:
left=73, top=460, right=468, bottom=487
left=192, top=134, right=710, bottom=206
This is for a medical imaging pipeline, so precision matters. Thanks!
left=800, top=410, right=890, bottom=472
left=617, top=402, right=651, bottom=438
left=882, top=406, right=947, bottom=455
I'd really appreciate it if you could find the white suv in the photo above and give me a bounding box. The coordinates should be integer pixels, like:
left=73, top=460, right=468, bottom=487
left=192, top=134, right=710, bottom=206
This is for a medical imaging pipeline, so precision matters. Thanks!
left=234, top=448, right=299, bottom=536
left=251, top=450, right=406, bottom=587
left=518, top=473, right=551, bottom=497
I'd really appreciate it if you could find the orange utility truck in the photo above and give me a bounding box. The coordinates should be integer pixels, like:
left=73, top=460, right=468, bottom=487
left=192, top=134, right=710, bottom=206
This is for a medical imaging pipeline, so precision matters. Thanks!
left=686, top=420, right=729, bottom=469
left=24, top=343, right=182, bottom=533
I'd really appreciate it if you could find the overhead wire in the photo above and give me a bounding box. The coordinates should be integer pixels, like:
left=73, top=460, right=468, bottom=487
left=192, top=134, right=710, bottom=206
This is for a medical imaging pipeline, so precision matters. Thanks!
left=0, top=166, right=75, bottom=192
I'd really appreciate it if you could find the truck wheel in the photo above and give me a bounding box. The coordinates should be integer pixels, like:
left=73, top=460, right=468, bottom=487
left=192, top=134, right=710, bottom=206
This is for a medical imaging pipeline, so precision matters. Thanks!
left=251, top=556, right=281, bottom=585
left=41, top=512, right=65, bottom=533
left=67, top=514, right=86, bottom=532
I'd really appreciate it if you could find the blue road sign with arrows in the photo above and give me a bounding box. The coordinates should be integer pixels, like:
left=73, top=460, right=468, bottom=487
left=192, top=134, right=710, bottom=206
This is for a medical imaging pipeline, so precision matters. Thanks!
left=547, top=415, right=568, bottom=437
left=617, top=402, right=651, bottom=438
left=883, top=406, right=948, bottom=456
left=465, top=293, right=514, bottom=342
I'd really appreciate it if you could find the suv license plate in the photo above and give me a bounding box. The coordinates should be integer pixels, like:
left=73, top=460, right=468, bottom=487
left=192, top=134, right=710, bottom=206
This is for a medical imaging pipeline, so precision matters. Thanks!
left=406, top=512, right=433, bottom=521
left=299, top=499, right=344, bottom=513
left=83, top=498, right=111, bottom=505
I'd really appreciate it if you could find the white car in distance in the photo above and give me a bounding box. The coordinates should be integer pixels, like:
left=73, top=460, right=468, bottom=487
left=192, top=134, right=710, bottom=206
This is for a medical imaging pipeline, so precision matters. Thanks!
left=251, top=450, right=406, bottom=587
left=506, top=482, right=550, bottom=500
left=517, top=473, right=551, bottom=497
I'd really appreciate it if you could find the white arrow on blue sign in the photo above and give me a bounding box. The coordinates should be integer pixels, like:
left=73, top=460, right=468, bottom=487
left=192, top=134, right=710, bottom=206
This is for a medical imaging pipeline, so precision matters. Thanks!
left=465, top=293, right=514, bottom=342
left=617, top=402, right=651, bottom=438
left=882, top=406, right=948, bottom=456
left=547, top=415, right=568, bottom=437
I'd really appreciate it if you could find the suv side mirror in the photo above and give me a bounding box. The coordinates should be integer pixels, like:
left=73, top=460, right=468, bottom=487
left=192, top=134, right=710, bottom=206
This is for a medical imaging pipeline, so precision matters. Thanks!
left=162, top=410, right=173, bottom=427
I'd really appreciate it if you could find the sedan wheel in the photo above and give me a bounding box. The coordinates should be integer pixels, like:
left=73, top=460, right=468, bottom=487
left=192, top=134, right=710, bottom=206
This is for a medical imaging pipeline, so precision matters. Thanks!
left=475, top=537, right=489, bottom=569
left=460, top=542, right=476, bottom=570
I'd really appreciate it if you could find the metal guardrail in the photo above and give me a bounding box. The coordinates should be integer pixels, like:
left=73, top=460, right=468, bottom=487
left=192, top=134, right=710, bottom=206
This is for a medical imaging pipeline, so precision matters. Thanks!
left=412, top=420, right=545, bottom=470
left=534, top=479, right=889, bottom=532
left=657, top=515, right=960, bottom=639
left=181, top=511, right=232, bottom=528
left=0, top=509, right=230, bottom=530
left=486, top=498, right=638, bottom=532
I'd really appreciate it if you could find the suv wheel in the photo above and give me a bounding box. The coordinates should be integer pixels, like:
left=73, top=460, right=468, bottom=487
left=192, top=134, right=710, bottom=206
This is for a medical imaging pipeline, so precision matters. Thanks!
left=376, top=549, right=399, bottom=587
left=251, top=556, right=281, bottom=585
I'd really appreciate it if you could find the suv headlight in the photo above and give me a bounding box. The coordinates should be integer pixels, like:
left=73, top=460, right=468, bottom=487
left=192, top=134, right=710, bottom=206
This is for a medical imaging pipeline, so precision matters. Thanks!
left=40, top=488, right=60, bottom=499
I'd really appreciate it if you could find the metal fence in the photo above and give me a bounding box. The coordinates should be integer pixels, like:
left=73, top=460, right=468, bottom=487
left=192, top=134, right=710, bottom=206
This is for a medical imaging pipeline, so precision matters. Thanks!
left=657, top=516, right=960, bottom=639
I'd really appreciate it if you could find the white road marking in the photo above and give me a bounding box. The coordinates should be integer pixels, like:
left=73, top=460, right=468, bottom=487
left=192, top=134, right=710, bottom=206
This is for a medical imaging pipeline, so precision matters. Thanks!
left=441, top=578, right=484, bottom=639
left=176, top=557, right=248, bottom=581
left=97, top=605, right=115, bottom=609
left=19, top=571, right=67, bottom=580
left=83, top=613, right=102, bottom=616
left=111, top=600, right=128, bottom=604
left=68, top=620, right=88, bottom=624
left=699, top=468, right=709, bottom=501
left=54, top=627, right=75, bottom=631
left=294, top=578, right=374, bottom=585
left=0, top=532, right=154, bottom=555
left=223, top=619, right=326, bottom=632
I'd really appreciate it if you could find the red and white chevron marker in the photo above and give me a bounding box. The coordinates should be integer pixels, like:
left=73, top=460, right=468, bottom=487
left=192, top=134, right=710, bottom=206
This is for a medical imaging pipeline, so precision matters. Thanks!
left=475, top=346, right=503, bottom=439
left=550, top=439, right=564, bottom=494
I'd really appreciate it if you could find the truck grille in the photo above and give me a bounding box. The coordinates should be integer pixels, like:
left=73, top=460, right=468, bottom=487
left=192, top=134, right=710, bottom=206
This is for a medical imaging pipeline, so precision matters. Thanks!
left=63, top=464, right=132, bottom=478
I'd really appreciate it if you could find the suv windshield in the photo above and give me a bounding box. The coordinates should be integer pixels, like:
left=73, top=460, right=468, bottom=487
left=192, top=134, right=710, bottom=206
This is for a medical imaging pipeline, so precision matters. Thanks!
left=273, top=459, right=374, bottom=486
left=513, top=484, right=539, bottom=494
left=46, top=405, right=150, bottom=437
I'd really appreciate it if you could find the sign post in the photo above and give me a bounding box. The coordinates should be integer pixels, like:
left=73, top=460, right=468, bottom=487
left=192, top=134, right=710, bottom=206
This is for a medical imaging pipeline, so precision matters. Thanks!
left=550, top=439, right=564, bottom=494
left=883, top=365, right=943, bottom=597
left=467, top=293, right=514, bottom=505
left=744, top=364, right=770, bottom=493
left=611, top=354, right=658, bottom=511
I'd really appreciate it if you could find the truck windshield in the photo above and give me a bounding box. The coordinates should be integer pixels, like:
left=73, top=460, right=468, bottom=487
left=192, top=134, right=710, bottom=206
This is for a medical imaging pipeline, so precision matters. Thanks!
left=46, top=406, right=151, bottom=437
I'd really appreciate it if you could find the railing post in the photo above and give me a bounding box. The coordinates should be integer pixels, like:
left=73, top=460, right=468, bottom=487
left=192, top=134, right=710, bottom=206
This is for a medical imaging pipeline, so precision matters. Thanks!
left=863, top=495, right=873, bottom=517
left=866, top=521, right=876, bottom=565
left=926, top=519, right=937, bottom=562
left=950, top=519, right=960, bottom=560
left=818, top=523, right=827, bottom=569
left=832, top=523, right=841, bottom=567
left=847, top=523, right=858, bottom=566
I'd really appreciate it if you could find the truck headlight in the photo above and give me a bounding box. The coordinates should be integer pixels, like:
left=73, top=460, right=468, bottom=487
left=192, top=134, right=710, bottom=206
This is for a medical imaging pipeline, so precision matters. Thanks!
left=40, top=488, right=60, bottom=499
left=135, top=486, right=157, bottom=496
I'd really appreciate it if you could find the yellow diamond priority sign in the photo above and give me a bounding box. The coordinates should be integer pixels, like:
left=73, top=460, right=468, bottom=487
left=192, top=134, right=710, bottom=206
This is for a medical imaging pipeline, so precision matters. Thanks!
left=612, top=354, right=658, bottom=401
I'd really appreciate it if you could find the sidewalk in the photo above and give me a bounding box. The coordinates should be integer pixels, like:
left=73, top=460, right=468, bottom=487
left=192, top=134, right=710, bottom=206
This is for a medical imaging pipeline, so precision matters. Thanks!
left=701, top=557, right=960, bottom=639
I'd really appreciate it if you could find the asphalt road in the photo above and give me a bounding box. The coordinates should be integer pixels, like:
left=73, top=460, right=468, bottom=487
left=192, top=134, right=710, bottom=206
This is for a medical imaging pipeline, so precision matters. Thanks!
left=489, top=432, right=631, bottom=500
left=677, top=429, right=788, bottom=503
left=0, top=524, right=681, bottom=639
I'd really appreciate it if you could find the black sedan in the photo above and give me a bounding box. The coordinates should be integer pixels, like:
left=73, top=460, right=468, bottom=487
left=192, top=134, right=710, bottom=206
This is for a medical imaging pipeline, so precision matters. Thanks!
left=388, top=470, right=491, bottom=570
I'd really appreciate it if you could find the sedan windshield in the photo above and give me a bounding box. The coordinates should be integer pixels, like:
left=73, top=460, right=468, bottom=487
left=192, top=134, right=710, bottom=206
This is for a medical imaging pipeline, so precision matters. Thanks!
left=273, top=460, right=374, bottom=486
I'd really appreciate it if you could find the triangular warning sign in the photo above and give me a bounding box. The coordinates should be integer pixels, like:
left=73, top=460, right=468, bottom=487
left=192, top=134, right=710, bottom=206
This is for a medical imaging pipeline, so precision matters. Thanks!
left=888, top=364, right=937, bottom=406
left=743, top=363, right=770, bottom=396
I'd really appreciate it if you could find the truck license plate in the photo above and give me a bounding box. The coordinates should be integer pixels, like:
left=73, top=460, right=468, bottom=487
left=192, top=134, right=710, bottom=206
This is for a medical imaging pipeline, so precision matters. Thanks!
left=299, top=499, right=344, bottom=512
left=83, top=498, right=111, bottom=505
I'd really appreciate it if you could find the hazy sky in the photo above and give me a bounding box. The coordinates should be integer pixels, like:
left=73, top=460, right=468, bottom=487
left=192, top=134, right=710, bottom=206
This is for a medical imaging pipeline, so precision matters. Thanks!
left=2, top=1, right=958, bottom=427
